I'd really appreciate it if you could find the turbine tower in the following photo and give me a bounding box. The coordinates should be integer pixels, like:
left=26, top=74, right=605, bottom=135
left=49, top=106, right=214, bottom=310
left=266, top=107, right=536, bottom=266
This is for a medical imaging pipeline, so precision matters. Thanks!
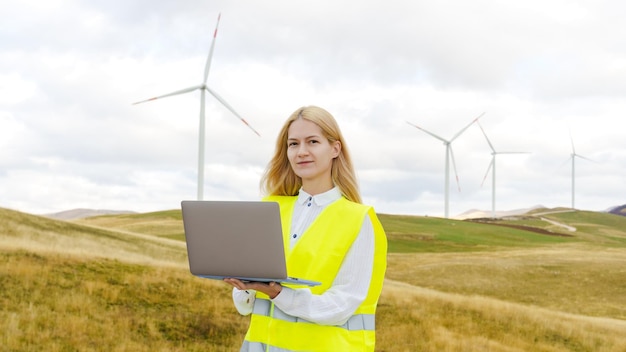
left=407, top=112, right=484, bottom=218
left=476, top=120, right=529, bottom=218
left=568, top=133, right=592, bottom=209
left=133, top=13, right=260, bottom=200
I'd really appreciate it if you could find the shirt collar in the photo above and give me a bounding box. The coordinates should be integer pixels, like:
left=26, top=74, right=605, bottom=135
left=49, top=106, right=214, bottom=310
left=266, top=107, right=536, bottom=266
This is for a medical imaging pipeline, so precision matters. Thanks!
left=297, top=187, right=342, bottom=206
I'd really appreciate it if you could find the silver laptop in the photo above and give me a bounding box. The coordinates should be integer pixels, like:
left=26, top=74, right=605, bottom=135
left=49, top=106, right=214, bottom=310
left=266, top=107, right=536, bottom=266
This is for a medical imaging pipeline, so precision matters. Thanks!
left=181, top=200, right=321, bottom=286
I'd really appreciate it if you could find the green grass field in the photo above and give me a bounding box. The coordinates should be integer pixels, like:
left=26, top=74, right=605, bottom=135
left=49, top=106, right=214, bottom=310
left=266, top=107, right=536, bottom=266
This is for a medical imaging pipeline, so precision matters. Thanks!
left=2, top=206, right=626, bottom=351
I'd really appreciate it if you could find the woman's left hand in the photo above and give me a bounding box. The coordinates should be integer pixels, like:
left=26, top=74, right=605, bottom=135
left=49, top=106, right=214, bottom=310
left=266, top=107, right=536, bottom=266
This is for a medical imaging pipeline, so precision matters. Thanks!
left=224, top=278, right=283, bottom=299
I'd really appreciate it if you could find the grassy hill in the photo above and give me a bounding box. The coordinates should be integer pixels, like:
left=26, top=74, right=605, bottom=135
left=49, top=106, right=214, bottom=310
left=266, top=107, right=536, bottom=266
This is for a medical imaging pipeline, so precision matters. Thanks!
left=2, top=206, right=626, bottom=351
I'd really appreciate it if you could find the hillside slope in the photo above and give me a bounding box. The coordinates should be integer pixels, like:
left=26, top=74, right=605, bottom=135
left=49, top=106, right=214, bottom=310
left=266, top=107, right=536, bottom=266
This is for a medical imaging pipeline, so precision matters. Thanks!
left=0, top=207, right=187, bottom=267
left=2, top=207, right=626, bottom=351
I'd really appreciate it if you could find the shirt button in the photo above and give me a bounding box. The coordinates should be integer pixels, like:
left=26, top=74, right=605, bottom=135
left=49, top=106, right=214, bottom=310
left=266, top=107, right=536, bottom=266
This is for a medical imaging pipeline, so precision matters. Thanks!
left=293, top=234, right=297, bottom=238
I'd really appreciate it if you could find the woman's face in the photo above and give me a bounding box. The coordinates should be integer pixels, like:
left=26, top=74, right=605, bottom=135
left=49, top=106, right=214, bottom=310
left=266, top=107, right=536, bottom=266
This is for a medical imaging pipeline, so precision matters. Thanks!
left=286, top=118, right=340, bottom=192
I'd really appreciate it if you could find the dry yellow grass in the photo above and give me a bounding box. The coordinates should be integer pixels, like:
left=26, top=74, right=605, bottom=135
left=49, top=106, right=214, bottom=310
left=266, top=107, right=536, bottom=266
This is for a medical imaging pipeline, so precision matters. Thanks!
left=1, top=250, right=248, bottom=352
left=378, top=279, right=626, bottom=351
left=386, top=245, right=626, bottom=319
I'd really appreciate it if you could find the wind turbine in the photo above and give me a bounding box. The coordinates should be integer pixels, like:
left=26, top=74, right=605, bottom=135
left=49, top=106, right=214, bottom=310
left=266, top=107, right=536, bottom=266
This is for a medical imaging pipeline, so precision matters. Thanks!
left=133, top=13, right=260, bottom=200
left=568, top=132, right=592, bottom=209
left=407, top=112, right=484, bottom=218
left=476, top=120, right=530, bottom=218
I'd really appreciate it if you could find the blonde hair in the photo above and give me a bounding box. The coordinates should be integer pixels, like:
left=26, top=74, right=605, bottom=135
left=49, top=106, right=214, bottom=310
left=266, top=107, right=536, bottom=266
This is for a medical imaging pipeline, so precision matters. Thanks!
left=260, top=106, right=361, bottom=203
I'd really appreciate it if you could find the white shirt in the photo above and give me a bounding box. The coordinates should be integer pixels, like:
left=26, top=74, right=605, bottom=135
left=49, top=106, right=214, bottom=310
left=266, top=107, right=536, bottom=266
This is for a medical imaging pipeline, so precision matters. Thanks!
left=232, top=187, right=375, bottom=326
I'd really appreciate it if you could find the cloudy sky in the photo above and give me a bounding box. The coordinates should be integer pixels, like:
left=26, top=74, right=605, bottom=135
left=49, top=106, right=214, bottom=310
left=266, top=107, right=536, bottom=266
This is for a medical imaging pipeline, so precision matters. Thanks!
left=2, top=0, right=625, bottom=218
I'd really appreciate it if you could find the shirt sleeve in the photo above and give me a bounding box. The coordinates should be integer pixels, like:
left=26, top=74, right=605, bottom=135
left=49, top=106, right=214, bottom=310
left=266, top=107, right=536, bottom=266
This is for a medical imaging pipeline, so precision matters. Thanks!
left=271, top=215, right=375, bottom=326
left=232, top=288, right=256, bottom=316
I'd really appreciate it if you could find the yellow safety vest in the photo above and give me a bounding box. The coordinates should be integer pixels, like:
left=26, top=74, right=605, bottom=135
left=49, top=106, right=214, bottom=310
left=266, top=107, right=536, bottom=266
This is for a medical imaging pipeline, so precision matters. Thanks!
left=241, top=196, right=387, bottom=352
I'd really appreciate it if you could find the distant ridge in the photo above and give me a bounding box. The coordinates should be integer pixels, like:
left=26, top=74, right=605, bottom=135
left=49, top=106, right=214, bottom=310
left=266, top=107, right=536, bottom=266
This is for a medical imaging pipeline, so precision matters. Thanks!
left=44, top=208, right=137, bottom=220
left=455, top=204, right=626, bottom=220
left=608, top=204, right=626, bottom=217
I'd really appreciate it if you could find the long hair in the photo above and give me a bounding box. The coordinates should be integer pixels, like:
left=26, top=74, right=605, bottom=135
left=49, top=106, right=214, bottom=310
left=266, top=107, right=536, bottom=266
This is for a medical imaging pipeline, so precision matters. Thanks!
left=260, top=106, right=362, bottom=203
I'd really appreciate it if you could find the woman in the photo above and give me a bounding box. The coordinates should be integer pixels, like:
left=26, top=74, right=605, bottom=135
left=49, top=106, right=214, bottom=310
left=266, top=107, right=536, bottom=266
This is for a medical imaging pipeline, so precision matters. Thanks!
left=225, top=106, right=387, bottom=351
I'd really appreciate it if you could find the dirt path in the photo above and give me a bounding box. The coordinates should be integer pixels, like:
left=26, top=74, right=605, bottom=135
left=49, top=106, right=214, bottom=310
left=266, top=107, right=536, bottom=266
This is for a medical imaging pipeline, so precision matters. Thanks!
left=540, top=217, right=577, bottom=232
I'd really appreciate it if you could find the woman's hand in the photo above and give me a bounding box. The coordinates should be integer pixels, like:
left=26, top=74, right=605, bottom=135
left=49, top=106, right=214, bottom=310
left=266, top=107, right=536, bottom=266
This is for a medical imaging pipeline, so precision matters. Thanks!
left=224, top=278, right=283, bottom=299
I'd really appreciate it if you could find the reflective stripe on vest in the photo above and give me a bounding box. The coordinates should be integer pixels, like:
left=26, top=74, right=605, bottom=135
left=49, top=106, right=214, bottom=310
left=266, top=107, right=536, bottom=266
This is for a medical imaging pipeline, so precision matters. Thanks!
left=240, top=341, right=291, bottom=352
left=253, top=298, right=375, bottom=331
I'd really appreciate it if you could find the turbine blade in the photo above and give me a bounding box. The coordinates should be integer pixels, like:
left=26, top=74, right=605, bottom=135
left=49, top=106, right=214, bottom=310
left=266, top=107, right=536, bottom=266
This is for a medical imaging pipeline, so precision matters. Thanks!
left=481, top=158, right=494, bottom=187
left=206, top=86, right=261, bottom=136
left=203, top=13, right=221, bottom=85
left=450, top=112, right=484, bottom=142
left=476, top=120, right=495, bottom=152
left=132, top=85, right=203, bottom=105
left=406, top=121, right=448, bottom=143
left=449, top=146, right=461, bottom=192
